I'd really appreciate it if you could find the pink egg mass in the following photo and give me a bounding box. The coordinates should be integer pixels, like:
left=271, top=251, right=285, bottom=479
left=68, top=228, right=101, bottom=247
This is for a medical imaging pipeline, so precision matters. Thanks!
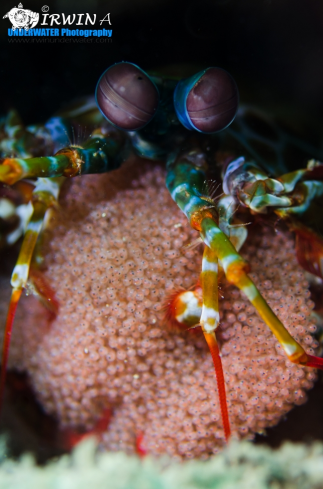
left=1, top=160, right=318, bottom=460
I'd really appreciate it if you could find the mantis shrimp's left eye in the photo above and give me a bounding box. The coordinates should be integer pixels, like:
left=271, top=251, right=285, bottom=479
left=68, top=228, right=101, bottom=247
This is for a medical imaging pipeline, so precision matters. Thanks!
left=174, top=67, right=239, bottom=133
left=95, top=62, right=159, bottom=131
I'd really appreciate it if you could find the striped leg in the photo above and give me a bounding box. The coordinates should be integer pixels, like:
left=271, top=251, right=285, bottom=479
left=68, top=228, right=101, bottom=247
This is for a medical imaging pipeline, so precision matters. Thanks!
left=0, top=130, right=127, bottom=185
left=0, top=177, right=64, bottom=409
left=200, top=217, right=312, bottom=365
left=200, top=246, right=219, bottom=334
left=201, top=245, right=231, bottom=441
left=166, top=153, right=323, bottom=372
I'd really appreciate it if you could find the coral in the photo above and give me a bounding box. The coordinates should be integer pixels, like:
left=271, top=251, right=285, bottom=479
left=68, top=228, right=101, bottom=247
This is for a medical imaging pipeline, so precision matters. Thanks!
left=1, top=438, right=323, bottom=489
left=1, top=160, right=318, bottom=459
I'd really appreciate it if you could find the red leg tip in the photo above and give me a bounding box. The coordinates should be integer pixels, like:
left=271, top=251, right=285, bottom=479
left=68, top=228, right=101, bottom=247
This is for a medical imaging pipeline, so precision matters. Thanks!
left=305, top=354, right=323, bottom=370
left=136, top=433, right=148, bottom=457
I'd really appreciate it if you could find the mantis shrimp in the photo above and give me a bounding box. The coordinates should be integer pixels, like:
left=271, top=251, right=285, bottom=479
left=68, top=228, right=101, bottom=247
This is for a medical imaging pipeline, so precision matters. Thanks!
left=1, top=62, right=323, bottom=451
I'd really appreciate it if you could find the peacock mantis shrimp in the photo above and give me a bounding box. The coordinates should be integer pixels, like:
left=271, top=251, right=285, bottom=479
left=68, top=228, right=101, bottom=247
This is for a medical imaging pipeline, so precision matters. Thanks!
left=1, top=61, right=323, bottom=447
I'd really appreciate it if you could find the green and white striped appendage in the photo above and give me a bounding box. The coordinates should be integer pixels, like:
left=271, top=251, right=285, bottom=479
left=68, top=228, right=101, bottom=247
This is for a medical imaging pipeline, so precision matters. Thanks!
left=11, top=177, right=64, bottom=290
left=200, top=246, right=220, bottom=334
left=166, top=157, right=310, bottom=365
left=0, top=176, right=65, bottom=410
left=0, top=133, right=126, bottom=185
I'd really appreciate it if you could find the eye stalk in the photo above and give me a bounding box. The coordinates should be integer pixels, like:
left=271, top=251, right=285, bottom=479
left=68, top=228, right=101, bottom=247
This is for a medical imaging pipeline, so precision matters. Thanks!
left=95, top=62, right=159, bottom=131
left=174, top=67, right=239, bottom=133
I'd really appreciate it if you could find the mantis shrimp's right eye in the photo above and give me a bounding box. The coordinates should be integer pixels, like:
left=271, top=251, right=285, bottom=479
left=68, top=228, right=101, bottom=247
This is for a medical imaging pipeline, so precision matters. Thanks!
left=95, top=62, right=159, bottom=131
left=174, top=67, right=239, bottom=133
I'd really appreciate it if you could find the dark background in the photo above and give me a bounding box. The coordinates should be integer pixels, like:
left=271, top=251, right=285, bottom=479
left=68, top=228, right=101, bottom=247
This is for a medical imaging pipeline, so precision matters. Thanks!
left=1, top=0, right=323, bottom=123
left=1, top=0, right=323, bottom=456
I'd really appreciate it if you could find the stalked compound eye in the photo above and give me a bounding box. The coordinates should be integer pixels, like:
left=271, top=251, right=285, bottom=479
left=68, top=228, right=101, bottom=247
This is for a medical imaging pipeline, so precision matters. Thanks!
left=174, top=67, right=239, bottom=133
left=95, top=62, right=159, bottom=131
